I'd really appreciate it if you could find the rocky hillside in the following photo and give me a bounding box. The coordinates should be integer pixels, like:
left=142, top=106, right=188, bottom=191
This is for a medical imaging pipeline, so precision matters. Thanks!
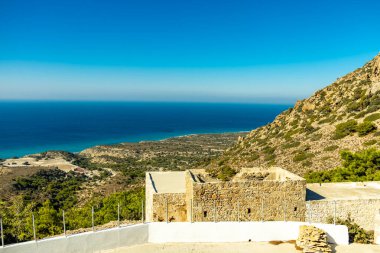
left=208, top=53, right=380, bottom=177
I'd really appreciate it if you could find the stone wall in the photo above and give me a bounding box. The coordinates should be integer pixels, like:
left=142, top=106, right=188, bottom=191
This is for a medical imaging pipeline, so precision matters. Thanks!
left=307, top=199, right=380, bottom=231
left=191, top=180, right=306, bottom=222
left=152, top=193, right=187, bottom=222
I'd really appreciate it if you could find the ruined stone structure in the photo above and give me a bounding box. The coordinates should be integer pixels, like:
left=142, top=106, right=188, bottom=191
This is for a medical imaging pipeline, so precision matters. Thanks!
left=146, top=167, right=307, bottom=222
left=306, top=182, right=380, bottom=231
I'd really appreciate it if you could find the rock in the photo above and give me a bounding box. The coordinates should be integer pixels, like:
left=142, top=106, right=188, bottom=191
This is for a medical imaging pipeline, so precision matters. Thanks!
left=296, top=225, right=332, bottom=253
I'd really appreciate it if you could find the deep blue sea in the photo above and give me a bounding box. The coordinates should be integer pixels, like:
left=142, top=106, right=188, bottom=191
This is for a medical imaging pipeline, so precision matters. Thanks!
left=0, top=102, right=290, bottom=159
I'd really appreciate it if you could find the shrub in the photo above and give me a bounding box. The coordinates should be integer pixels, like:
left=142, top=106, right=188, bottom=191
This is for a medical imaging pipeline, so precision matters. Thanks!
left=363, top=140, right=377, bottom=146
left=305, top=149, right=380, bottom=183
left=262, top=146, right=276, bottom=154
left=217, top=166, right=237, bottom=181
left=356, top=122, right=377, bottom=136
left=293, top=151, right=314, bottom=162
left=282, top=141, right=301, bottom=149
left=302, top=160, right=313, bottom=167
left=364, top=113, right=380, bottom=122
left=347, top=102, right=360, bottom=112
left=310, top=133, right=322, bottom=141
left=264, top=154, right=276, bottom=161
left=323, top=145, right=339, bottom=152
left=248, top=152, right=260, bottom=161
left=327, top=217, right=373, bottom=244
left=332, top=120, right=358, bottom=139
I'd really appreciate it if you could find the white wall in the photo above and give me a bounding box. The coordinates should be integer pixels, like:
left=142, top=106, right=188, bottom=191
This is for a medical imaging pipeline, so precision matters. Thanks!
left=0, top=224, right=148, bottom=253
left=375, top=210, right=380, bottom=245
left=148, top=222, right=349, bottom=245
left=0, top=221, right=349, bottom=253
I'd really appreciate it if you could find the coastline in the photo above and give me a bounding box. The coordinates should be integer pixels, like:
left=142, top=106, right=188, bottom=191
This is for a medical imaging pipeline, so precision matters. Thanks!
left=0, top=102, right=288, bottom=159
left=1, top=130, right=249, bottom=159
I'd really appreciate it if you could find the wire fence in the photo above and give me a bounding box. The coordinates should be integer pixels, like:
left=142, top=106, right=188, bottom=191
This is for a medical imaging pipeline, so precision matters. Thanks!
left=0, top=199, right=342, bottom=248
left=0, top=200, right=145, bottom=247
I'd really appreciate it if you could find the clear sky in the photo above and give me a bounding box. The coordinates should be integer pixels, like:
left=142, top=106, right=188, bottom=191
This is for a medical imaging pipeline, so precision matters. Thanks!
left=1, top=0, right=379, bottom=103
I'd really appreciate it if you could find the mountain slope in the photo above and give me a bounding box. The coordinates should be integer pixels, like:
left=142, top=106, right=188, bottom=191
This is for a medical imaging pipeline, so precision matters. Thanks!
left=207, top=53, right=380, bottom=176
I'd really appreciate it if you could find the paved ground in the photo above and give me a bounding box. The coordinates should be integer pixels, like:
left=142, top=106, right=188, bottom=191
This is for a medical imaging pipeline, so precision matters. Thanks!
left=307, top=181, right=380, bottom=200
left=113, top=242, right=380, bottom=253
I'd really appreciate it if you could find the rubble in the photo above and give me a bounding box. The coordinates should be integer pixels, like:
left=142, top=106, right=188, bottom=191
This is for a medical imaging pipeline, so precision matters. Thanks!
left=296, top=225, right=332, bottom=253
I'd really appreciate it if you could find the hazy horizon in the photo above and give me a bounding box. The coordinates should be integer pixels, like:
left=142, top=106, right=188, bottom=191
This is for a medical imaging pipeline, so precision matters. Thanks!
left=1, top=0, right=380, bottom=103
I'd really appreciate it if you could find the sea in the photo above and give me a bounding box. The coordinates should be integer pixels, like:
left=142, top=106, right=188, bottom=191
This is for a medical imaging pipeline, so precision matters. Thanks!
left=0, top=101, right=291, bottom=159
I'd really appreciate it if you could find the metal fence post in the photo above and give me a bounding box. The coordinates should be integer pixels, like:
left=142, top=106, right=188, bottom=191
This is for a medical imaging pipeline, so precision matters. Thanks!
left=190, top=199, right=193, bottom=223
left=213, top=200, right=216, bottom=223
left=32, top=213, right=37, bottom=241
left=92, top=206, right=95, bottom=232
left=166, top=199, right=168, bottom=223
left=117, top=203, right=120, bottom=227
left=62, top=210, right=66, bottom=237
left=141, top=200, right=144, bottom=223
left=237, top=202, right=240, bottom=222
left=1, top=217, right=4, bottom=247
left=334, top=201, right=336, bottom=225
left=261, top=198, right=264, bottom=222
left=309, top=203, right=312, bottom=223
left=283, top=199, right=286, bottom=222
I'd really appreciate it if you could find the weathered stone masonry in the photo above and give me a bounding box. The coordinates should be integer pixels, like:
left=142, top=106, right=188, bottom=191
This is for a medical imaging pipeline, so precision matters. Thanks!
left=191, top=179, right=306, bottom=222
left=146, top=167, right=306, bottom=222
left=307, top=199, right=380, bottom=231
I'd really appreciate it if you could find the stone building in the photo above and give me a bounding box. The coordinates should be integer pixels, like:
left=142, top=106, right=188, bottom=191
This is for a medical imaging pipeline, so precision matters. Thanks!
left=145, top=167, right=307, bottom=222
left=306, top=181, right=380, bottom=231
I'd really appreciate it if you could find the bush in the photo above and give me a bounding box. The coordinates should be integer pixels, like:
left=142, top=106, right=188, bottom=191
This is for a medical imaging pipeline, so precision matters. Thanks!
left=363, top=140, right=377, bottom=146
left=332, top=120, right=358, bottom=139
left=293, top=151, right=314, bottom=162
left=356, top=122, right=377, bottom=136
left=327, top=217, right=373, bottom=244
left=310, top=133, right=322, bottom=141
left=323, top=145, right=339, bottom=152
left=282, top=141, right=301, bottom=149
left=305, top=149, right=380, bottom=183
left=217, top=166, right=237, bottom=181
left=364, top=113, right=380, bottom=122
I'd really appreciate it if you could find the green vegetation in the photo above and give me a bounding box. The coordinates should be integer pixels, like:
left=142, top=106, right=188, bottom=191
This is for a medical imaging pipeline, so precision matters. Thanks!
left=0, top=185, right=144, bottom=244
left=327, top=217, right=373, bottom=244
left=356, top=121, right=377, bottom=136
left=305, top=149, right=380, bottom=183
left=13, top=169, right=87, bottom=210
left=363, top=140, right=377, bottom=146
left=282, top=141, right=301, bottom=149
left=332, top=120, right=358, bottom=139
left=293, top=151, right=314, bottom=163
left=323, top=145, right=339, bottom=152
left=310, top=133, right=322, bottom=141
left=365, top=113, right=380, bottom=122
left=332, top=120, right=376, bottom=139
left=216, top=165, right=237, bottom=181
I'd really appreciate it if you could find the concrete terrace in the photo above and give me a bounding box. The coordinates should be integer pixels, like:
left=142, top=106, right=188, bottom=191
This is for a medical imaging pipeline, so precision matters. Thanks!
left=307, top=181, right=380, bottom=200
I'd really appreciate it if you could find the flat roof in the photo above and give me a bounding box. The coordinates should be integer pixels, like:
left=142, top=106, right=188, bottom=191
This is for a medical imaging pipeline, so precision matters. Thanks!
left=307, top=181, right=380, bottom=201
left=148, top=171, right=186, bottom=193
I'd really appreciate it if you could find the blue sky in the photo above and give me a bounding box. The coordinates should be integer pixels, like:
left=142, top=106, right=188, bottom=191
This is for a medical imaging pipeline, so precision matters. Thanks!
left=0, top=0, right=379, bottom=103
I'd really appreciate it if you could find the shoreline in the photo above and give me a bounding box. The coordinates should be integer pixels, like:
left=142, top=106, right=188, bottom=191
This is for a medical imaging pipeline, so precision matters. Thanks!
left=1, top=130, right=249, bottom=159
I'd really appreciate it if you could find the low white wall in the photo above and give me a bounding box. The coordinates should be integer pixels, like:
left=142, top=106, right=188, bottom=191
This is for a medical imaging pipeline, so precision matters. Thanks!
left=0, top=224, right=148, bottom=253
left=0, top=221, right=349, bottom=253
left=148, top=222, right=349, bottom=245
left=375, top=210, right=380, bottom=245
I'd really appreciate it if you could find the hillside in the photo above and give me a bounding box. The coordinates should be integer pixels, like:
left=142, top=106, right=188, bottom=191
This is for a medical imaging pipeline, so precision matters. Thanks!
left=207, top=53, right=380, bottom=177
left=0, top=133, right=245, bottom=244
